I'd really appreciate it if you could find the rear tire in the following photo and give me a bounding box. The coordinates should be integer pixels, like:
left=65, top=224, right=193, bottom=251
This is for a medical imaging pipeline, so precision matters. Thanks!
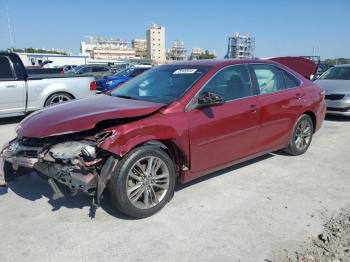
left=108, top=145, right=176, bottom=218
left=44, top=92, right=73, bottom=107
left=284, top=114, right=314, bottom=156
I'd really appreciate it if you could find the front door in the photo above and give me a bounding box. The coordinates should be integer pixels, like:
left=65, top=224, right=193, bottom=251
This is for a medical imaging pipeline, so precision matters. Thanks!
left=187, top=64, right=260, bottom=177
left=0, top=56, right=26, bottom=115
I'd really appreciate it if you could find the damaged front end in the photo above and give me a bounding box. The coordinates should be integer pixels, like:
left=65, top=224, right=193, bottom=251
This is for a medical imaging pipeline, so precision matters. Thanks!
left=0, top=133, right=118, bottom=206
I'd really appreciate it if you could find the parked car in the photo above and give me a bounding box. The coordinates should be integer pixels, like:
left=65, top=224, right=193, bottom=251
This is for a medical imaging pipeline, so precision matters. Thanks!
left=315, top=64, right=350, bottom=116
left=26, top=66, right=65, bottom=75
left=0, top=52, right=96, bottom=118
left=96, top=66, right=151, bottom=94
left=62, top=65, right=77, bottom=73
left=0, top=58, right=326, bottom=218
left=69, top=64, right=113, bottom=79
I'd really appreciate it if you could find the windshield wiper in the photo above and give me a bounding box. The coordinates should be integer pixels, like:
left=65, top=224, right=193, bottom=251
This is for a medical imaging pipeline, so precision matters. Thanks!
left=114, top=95, right=137, bottom=100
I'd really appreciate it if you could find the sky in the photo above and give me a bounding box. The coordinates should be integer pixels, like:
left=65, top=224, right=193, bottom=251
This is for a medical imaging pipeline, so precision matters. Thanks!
left=0, top=0, right=349, bottom=59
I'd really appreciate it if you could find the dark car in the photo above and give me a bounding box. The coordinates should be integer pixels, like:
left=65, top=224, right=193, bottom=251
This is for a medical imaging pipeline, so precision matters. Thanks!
left=96, top=67, right=150, bottom=94
left=70, top=64, right=113, bottom=79
left=0, top=58, right=326, bottom=218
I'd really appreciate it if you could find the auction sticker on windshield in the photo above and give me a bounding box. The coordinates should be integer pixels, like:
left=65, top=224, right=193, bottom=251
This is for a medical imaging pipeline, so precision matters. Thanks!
left=173, top=69, right=198, bottom=74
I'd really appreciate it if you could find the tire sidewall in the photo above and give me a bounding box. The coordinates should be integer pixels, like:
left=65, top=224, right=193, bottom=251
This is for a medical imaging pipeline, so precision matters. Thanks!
left=108, top=146, right=176, bottom=218
left=289, top=114, right=314, bottom=155
left=45, top=93, right=73, bottom=107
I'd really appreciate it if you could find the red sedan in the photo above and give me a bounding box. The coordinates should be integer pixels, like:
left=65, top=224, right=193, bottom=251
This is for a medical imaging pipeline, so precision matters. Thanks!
left=0, top=58, right=326, bottom=218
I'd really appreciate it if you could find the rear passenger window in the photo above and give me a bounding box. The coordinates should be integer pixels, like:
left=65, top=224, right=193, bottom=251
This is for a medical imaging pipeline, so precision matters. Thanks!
left=282, top=70, right=301, bottom=88
left=200, top=65, right=251, bottom=101
left=0, top=56, right=15, bottom=80
left=252, top=64, right=285, bottom=94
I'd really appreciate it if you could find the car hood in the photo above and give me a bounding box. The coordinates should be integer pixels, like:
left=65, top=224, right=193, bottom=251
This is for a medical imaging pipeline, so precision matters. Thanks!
left=314, top=79, right=350, bottom=94
left=17, top=95, right=165, bottom=138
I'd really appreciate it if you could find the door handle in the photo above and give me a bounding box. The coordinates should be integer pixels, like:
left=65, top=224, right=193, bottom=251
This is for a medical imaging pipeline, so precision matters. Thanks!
left=6, top=85, right=17, bottom=88
left=250, top=105, right=258, bottom=113
left=295, top=93, right=303, bottom=100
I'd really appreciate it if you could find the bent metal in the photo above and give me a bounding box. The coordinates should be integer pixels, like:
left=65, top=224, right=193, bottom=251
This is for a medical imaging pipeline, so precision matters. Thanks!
left=0, top=57, right=325, bottom=218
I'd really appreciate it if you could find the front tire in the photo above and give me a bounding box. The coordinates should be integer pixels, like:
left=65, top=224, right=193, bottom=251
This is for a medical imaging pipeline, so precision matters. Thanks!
left=108, top=145, right=176, bottom=218
left=284, top=114, right=314, bottom=156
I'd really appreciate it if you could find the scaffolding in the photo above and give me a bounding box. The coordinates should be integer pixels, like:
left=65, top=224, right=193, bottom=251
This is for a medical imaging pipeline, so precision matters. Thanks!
left=225, top=33, right=255, bottom=59
left=167, top=40, right=187, bottom=61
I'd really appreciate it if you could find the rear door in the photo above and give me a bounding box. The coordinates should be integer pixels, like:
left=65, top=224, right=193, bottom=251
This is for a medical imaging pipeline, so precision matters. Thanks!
left=0, top=56, right=26, bottom=115
left=188, top=64, right=260, bottom=175
left=250, top=64, right=304, bottom=151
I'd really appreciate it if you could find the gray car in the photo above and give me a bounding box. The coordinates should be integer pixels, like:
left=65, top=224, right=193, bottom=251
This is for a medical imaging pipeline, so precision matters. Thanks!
left=315, top=64, right=350, bottom=116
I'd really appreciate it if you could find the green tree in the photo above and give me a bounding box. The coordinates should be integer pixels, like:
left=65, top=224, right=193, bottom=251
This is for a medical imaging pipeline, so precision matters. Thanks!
left=198, top=50, right=216, bottom=60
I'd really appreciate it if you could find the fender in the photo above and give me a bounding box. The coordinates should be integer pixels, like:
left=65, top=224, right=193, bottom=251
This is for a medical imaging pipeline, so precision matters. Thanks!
left=98, top=114, right=190, bottom=168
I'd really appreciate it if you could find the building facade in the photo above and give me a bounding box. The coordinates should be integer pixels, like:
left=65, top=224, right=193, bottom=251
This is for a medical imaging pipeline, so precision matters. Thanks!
left=167, top=40, right=187, bottom=61
left=132, top=39, right=147, bottom=58
left=225, top=33, right=255, bottom=59
left=80, top=37, right=135, bottom=60
left=146, top=24, right=166, bottom=64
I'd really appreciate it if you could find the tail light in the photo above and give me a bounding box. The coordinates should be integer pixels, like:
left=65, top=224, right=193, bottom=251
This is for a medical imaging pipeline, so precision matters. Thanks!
left=59, top=70, right=64, bottom=74
left=90, top=81, right=97, bottom=91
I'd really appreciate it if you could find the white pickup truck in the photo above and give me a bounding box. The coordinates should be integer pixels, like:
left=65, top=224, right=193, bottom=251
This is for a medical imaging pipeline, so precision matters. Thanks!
left=0, top=52, right=96, bottom=118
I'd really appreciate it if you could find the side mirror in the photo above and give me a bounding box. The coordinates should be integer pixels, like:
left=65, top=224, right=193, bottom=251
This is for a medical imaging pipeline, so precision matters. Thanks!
left=197, top=92, right=224, bottom=108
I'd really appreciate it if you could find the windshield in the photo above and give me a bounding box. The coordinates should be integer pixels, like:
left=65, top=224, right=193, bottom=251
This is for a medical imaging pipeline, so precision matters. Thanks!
left=320, top=67, right=350, bottom=80
left=114, top=68, right=134, bottom=77
left=111, top=65, right=211, bottom=104
left=70, top=65, right=84, bottom=73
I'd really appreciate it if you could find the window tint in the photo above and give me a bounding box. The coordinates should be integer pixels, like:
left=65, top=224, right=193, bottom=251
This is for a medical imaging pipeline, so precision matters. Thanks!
left=0, top=56, right=15, bottom=79
left=130, top=69, right=146, bottom=77
left=252, top=64, right=285, bottom=94
left=320, top=67, right=350, bottom=80
left=283, top=70, right=301, bottom=88
left=200, top=65, right=251, bottom=101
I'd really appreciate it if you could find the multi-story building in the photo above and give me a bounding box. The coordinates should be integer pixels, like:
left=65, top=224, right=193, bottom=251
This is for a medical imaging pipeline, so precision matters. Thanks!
left=132, top=39, right=147, bottom=58
left=225, top=33, right=255, bottom=59
left=80, top=36, right=135, bottom=60
left=167, top=40, right=187, bottom=61
left=146, top=23, right=166, bottom=64
left=189, top=48, right=204, bottom=60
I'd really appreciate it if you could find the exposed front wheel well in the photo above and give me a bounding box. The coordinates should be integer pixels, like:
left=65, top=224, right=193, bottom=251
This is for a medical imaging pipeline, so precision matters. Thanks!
left=142, top=140, right=183, bottom=175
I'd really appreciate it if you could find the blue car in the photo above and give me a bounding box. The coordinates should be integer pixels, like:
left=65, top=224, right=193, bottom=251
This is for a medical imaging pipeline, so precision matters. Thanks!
left=96, top=67, right=150, bottom=94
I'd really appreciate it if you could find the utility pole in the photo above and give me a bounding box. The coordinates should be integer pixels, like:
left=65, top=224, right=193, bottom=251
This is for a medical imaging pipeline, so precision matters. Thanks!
left=6, top=6, right=14, bottom=51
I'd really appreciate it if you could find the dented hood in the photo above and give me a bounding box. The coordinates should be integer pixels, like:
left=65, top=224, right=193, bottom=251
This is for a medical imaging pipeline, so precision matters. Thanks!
left=17, top=95, right=165, bottom=138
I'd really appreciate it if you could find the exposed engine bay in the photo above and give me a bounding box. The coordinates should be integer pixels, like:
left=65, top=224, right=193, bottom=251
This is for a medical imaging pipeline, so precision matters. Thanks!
left=1, top=130, right=118, bottom=207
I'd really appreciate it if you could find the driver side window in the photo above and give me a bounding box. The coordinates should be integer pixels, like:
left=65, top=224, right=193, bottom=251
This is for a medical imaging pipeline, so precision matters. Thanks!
left=200, top=65, right=252, bottom=101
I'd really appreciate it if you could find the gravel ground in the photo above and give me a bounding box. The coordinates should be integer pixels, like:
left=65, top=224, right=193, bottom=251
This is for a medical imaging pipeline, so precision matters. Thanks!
left=276, top=204, right=350, bottom=262
left=0, top=115, right=350, bottom=262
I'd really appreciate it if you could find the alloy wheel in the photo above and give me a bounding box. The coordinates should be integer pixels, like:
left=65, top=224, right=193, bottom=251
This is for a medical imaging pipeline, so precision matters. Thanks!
left=294, top=119, right=312, bottom=151
left=49, top=94, right=72, bottom=106
left=126, top=156, right=170, bottom=209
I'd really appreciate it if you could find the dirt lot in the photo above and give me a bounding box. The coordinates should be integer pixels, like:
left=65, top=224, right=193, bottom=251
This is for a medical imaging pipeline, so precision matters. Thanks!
left=0, top=115, right=350, bottom=262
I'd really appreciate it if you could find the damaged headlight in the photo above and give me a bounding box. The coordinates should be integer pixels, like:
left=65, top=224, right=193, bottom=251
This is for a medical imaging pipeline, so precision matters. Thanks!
left=45, top=141, right=96, bottom=161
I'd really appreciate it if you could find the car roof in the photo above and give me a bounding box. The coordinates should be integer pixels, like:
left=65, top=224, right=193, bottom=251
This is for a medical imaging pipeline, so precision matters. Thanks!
left=335, top=64, right=350, bottom=67
left=168, top=59, right=272, bottom=67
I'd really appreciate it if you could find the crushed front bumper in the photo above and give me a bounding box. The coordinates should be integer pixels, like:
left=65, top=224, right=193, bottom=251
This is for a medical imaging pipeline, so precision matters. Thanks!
left=0, top=141, right=39, bottom=185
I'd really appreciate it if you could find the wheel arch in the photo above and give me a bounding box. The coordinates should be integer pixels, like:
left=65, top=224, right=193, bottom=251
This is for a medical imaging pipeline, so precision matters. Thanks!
left=142, top=140, right=185, bottom=175
left=44, top=91, right=75, bottom=107
left=302, top=110, right=317, bottom=133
